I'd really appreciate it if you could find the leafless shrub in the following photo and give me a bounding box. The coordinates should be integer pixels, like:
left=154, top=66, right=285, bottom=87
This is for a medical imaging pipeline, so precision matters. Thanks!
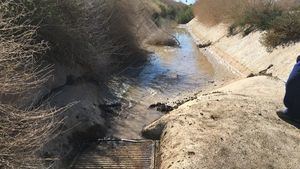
left=0, top=1, right=50, bottom=94
left=31, top=0, right=144, bottom=75
left=0, top=0, right=150, bottom=168
left=0, top=1, right=60, bottom=168
left=0, top=105, right=65, bottom=169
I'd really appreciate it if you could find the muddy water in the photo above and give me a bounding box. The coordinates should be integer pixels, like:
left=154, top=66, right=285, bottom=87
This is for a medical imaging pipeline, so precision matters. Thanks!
left=107, top=28, right=215, bottom=139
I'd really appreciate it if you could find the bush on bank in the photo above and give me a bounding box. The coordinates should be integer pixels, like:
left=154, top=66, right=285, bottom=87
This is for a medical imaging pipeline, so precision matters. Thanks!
left=152, top=2, right=194, bottom=26
left=194, top=0, right=300, bottom=49
left=228, top=1, right=283, bottom=36
left=262, top=10, right=300, bottom=49
left=0, top=1, right=58, bottom=168
left=0, top=0, right=142, bottom=168
left=176, top=5, right=194, bottom=24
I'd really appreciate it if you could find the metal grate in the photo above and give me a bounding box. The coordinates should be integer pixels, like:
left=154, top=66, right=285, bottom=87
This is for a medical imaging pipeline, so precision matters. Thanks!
left=72, top=140, right=159, bottom=169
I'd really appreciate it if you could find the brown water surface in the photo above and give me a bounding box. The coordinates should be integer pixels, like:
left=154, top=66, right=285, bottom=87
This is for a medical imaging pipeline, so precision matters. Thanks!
left=107, top=28, right=215, bottom=139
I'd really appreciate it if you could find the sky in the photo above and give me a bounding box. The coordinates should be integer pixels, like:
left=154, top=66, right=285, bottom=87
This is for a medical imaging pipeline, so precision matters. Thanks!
left=175, top=0, right=196, bottom=5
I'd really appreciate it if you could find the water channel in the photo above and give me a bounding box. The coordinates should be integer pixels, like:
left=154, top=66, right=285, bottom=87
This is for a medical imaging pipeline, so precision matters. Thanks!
left=107, top=28, right=215, bottom=139
left=71, top=27, right=233, bottom=169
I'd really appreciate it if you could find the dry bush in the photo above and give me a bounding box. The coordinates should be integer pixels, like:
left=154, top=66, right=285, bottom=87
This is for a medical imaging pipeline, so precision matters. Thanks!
left=193, top=0, right=299, bottom=26
left=0, top=1, right=61, bottom=168
left=193, top=0, right=248, bottom=26
left=277, top=0, right=300, bottom=9
left=0, top=1, right=50, bottom=94
left=126, top=0, right=184, bottom=48
left=228, top=0, right=284, bottom=36
left=194, top=0, right=300, bottom=48
left=105, top=0, right=146, bottom=68
left=0, top=105, right=63, bottom=169
left=262, top=11, right=300, bottom=49
left=31, top=0, right=143, bottom=75
left=0, top=0, right=147, bottom=168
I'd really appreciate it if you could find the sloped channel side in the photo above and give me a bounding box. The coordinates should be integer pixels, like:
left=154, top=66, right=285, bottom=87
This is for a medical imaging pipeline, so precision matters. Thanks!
left=72, top=140, right=159, bottom=169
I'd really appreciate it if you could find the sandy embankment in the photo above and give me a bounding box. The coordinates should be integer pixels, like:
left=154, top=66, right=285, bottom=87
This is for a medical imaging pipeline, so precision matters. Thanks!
left=142, top=19, right=300, bottom=169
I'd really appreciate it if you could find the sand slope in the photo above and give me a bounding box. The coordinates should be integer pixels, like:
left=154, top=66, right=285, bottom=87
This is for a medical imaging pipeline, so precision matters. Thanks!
left=144, top=76, right=300, bottom=169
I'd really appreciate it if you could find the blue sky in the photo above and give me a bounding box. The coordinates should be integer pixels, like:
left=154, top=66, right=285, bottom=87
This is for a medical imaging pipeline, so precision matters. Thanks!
left=175, top=0, right=196, bottom=5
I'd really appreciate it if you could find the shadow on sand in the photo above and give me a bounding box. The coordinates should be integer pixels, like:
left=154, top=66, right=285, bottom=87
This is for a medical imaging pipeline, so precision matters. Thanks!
left=277, top=111, right=300, bottom=129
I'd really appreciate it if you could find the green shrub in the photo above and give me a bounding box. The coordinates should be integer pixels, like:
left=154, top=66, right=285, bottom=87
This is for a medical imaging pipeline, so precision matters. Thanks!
left=176, top=6, right=194, bottom=24
left=152, top=12, right=161, bottom=26
left=154, top=4, right=177, bottom=26
left=194, top=0, right=300, bottom=49
left=262, top=11, right=300, bottom=49
left=230, top=2, right=283, bottom=36
left=152, top=2, right=193, bottom=26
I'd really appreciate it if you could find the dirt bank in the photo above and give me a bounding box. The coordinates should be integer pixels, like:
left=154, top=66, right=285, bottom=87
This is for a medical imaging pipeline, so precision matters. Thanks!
left=144, top=76, right=300, bottom=169
left=29, top=1, right=163, bottom=168
left=142, top=19, right=300, bottom=169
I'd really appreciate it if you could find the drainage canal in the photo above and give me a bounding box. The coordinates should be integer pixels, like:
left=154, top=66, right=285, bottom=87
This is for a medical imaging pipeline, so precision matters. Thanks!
left=72, top=28, right=216, bottom=168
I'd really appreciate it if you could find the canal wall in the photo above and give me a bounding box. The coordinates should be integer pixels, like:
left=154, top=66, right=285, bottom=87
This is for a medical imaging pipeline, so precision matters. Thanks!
left=142, top=18, right=300, bottom=169
left=187, top=18, right=300, bottom=81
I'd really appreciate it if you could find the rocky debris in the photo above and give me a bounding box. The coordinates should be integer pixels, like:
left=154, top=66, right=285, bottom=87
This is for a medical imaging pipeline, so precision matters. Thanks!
left=247, top=64, right=274, bottom=78
left=99, top=102, right=122, bottom=118
left=149, top=94, right=198, bottom=113
left=170, top=95, right=198, bottom=108
left=149, top=103, right=174, bottom=113
left=197, top=41, right=212, bottom=48
left=187, top=151, right=195, bottom=156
